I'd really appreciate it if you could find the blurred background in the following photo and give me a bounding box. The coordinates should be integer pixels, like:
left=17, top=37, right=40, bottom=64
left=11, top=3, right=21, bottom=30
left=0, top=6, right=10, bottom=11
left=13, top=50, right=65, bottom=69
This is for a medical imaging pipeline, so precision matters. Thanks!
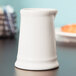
left=0, top=0, right=76, bottom=29
left=0, top=0, right=76, bottom=76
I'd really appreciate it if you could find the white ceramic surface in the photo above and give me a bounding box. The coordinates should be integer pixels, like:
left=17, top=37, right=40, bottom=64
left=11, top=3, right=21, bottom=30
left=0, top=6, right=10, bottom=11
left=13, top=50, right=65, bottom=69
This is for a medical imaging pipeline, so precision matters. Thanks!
left=15, top=8, right=59, bottom=70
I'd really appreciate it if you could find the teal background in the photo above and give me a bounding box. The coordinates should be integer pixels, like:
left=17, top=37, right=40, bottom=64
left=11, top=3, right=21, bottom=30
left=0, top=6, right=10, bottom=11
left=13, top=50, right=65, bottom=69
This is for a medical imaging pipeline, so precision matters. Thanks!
left=0, top=0, right=76, bottom=29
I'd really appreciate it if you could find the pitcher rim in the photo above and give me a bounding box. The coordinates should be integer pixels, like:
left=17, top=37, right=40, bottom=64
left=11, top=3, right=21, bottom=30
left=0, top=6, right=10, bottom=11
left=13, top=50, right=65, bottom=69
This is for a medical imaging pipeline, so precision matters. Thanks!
left=20, top=8, right=57, bottom=14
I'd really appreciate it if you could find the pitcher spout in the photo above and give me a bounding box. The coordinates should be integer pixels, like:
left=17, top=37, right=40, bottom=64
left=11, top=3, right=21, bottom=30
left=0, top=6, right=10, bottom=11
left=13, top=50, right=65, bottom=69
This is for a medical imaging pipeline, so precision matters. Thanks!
left=53, top=10, right=57, bottom=18
left=49, top=9, right=57, bottom=18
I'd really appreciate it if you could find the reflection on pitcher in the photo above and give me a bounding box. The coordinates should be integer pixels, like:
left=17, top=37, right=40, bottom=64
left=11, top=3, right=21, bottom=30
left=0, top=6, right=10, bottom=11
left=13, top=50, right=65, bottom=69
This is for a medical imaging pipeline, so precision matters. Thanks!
left=15, top=68, right=58, bottom=76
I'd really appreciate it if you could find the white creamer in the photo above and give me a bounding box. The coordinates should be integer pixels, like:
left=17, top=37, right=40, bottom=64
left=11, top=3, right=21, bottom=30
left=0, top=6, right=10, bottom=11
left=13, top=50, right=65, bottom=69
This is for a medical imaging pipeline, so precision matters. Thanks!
left=15, top=8, right=59, bottom=70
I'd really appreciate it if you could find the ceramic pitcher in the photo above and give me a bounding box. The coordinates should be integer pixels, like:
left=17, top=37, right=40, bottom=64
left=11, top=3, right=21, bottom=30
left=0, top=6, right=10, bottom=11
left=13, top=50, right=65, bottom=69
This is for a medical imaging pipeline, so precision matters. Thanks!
left=15, top=8, right=59, bottom=70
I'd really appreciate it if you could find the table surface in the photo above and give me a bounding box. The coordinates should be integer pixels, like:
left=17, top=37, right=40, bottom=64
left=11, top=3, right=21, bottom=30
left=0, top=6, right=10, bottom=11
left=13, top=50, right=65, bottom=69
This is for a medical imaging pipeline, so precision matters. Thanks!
left=0, top=36, right=76, bottom=76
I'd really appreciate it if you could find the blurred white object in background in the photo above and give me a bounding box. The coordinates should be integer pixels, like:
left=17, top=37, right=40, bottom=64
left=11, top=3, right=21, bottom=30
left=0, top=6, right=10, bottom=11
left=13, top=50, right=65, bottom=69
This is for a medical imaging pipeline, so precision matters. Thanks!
left=5, top=5, right=14, bottom=13
left=55, top=28, right=76, bottom=43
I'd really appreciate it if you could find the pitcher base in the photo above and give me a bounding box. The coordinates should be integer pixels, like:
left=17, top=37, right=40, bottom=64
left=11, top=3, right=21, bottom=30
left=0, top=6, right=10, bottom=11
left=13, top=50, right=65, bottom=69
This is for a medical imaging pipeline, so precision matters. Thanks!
left=15, top=60, right=59, bottom=70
